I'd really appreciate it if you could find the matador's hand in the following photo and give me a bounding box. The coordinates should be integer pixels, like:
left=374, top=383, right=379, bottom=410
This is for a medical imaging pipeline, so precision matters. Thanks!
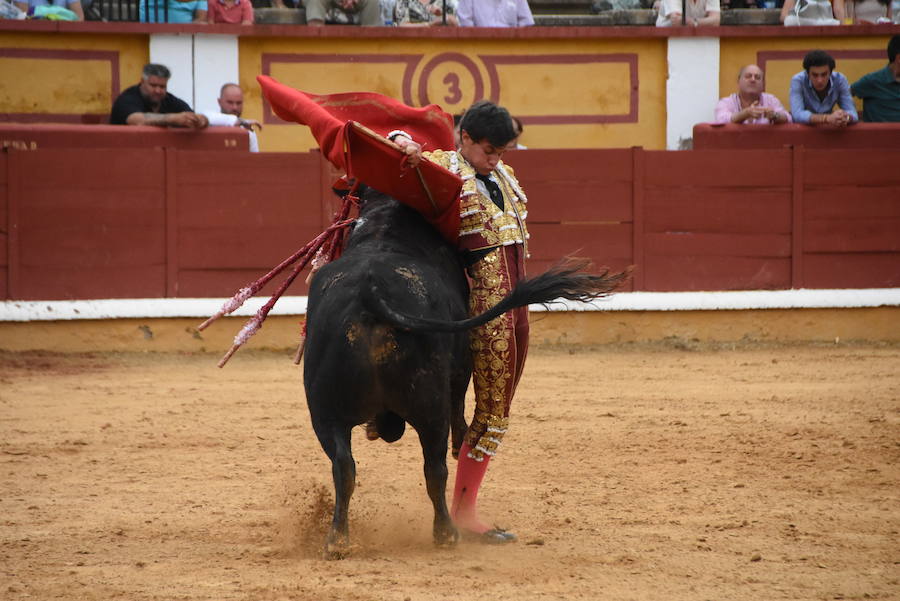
left=393, top=134, right=423, bottom=168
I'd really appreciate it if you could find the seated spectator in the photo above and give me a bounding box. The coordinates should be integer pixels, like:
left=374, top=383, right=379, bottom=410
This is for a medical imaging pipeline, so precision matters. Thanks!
left=846, top=0, right=892, bottom=22
left=457, top=0, right=534, bottom=26
left=110, top=63, right=209, bottom=129
left=789, top=50, right=858, bottom=127
left=393, top=0, right=457, bottom=26
left=207, top=0, right=253, bottom=23
left=780, top=0, right=843, bottom=24
left=304, top=0, right=381, bottom=25
left=140, top=0, right=207, bottom=23
left=508, top=116, right=527, bottom=149
left=715, top=64, right=792, bottom=124
left=14, top=0, right=83, bottom=20
left=202, top=83, right=262, bottom=151
left=656, top=0, right=721, bottom=26
left=850, top=35, right=900, bottom=122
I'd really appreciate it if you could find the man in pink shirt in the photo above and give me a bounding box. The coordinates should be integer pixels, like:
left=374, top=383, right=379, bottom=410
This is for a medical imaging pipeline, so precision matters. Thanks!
left=457, top=0, right=534, bottom=26
left=207, top=0, right=254, bottom=24
left=715, top=64, right=792, bottom=124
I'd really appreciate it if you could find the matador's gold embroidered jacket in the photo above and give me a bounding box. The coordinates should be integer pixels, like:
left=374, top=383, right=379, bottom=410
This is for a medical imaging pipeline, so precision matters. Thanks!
left=423, top=149, right=529, bottom=254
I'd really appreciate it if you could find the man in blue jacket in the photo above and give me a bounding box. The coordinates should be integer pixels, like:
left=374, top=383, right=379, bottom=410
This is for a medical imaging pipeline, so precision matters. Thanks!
left=789, top=50, right=858, bottom=127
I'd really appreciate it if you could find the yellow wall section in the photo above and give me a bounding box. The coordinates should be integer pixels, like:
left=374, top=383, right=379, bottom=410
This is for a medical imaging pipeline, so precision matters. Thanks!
left=719, top=35, right=892, bottom=114
left=0, top=33, right=148, bottom=119
left=0, top=57, right=114, bottom=114
left=240, top=37, right=667, bottom=152
left=1, top=31, right=890, bottom=149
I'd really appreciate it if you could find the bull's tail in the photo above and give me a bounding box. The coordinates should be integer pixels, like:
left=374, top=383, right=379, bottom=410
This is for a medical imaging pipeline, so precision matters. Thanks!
left=367, top=257, right=630, bottom=333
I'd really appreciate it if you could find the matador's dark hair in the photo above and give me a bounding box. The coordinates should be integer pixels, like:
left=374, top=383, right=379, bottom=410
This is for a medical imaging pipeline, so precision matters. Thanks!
left=459, top=100, right=516, bottom=149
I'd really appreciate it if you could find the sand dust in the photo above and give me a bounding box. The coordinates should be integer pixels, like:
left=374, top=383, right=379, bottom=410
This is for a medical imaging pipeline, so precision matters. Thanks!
left=1, top=342, right=898, bottom=601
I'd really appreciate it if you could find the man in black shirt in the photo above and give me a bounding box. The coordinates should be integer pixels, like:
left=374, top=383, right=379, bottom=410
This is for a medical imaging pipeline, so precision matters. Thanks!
left=110, top=63, right=209, bottom=129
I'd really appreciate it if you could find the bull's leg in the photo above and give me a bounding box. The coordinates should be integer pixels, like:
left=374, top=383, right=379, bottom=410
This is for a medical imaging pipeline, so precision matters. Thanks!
left=317, top=423, right=356, bottom=559
left=416, top=423, right=458, bottom=548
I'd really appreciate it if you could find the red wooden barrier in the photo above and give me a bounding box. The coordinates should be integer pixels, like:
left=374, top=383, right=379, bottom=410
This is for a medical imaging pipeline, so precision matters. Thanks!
left=641, top=149, right=794, bottom=291
left=1, top=123, right=250, bottom=152
left=693, top=123, right=900, bottom=150
left=508, top=148, right=635, bottom=290
left=2, top=129, right=899, bottom=301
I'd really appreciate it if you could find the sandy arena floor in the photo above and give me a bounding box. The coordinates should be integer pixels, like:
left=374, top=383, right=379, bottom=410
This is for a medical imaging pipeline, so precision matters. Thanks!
left=1, top=342, right=898, bottom=601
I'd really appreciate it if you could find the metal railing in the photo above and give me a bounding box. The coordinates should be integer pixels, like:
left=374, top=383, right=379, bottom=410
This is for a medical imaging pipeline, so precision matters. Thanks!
left=87, top=0, right=169, bottom=22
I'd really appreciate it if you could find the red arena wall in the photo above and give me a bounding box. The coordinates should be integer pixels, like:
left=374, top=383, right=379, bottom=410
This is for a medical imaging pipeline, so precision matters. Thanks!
left=2, top=125, right=898, bottom=301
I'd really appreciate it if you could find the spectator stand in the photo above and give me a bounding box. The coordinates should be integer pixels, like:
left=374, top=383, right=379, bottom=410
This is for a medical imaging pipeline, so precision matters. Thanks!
left=78, top=0, right=796, bottom=25
left=85, top=0, right=306, bottom=23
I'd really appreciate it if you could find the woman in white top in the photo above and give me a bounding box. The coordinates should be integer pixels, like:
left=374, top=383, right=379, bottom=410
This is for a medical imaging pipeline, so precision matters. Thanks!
left=656, top=0, right=721, bottom=26
left=780, top=0, right=844, bottom=24
left=845, top=0, right=892, bottom=23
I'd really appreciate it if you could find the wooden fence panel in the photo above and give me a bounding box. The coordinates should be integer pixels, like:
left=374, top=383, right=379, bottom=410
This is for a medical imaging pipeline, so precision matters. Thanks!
left=173, top=151, right=323, bottom=297
left=2, top=144, right=899, bottom=301
left=516, top=149, right=634, bottom=289
left=526, top=222, right=634, bottom=290
left=644, top=149, right=794, bottom=188
left=512, top=149, right=634, bottom=223
left=804, top=254, right=900, bottom=289
left=13, top=148, right=167, bottom=299
left=801, top=149, right=900, bottom=288
left=0, top=153, right=7, bottom=299
left=645, top=255, right=792, bottom=292
left=641, top=149, right=793, bottom=291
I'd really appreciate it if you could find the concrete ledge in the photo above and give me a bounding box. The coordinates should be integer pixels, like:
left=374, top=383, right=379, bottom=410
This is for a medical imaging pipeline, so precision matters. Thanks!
left=254, top=7, right=306, bottom=24
left=535, top=10, right=655, bottom=25
left=530, top=0, right=596, bottom=14
left=721, top=8, right=782, bottom=25
left=534, top=9, right=782, bottom=26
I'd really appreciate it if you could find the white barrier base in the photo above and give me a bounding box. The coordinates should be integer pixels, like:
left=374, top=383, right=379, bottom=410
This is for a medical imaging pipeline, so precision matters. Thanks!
left=2, top=289, right=899, bottom=322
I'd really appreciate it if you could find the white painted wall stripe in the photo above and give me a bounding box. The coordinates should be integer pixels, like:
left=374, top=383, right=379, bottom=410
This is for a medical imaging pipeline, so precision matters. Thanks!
left=2, top=290, right=898, bottom=322
left=149, top=34, right=195, bottom=108
left=666, top=37, right=720, bottom=150
left=193, top=34, right=240, bottom=114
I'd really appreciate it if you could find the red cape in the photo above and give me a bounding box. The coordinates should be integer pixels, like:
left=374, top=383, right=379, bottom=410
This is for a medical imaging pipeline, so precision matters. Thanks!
left=257, top=75, right=461, bottom=244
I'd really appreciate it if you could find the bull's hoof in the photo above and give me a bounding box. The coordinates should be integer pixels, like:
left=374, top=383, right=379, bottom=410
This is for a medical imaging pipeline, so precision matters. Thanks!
left=323, top=540, right=354, bottom=560
left=462, top=528, right=518, bottom=545
left=324, top=533, right=353, bottom=560
left=433, top=524, right=459, bottom=548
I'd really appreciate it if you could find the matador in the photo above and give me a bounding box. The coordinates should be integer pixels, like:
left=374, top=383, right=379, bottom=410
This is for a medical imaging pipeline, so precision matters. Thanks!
left=399, top=101, right=528, bottom=543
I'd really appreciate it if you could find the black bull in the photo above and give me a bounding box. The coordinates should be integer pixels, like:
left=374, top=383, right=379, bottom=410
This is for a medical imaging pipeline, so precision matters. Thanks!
left=303, top=188, right=626, bottom=558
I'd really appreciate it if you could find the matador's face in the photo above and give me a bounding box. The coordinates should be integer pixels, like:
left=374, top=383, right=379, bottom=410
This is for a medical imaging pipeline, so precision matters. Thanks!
left=459, top=131, right=507, bottom=176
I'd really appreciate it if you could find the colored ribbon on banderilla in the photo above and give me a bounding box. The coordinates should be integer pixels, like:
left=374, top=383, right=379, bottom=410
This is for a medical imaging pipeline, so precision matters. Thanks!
left=198, top=192, right=358, bottom=368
